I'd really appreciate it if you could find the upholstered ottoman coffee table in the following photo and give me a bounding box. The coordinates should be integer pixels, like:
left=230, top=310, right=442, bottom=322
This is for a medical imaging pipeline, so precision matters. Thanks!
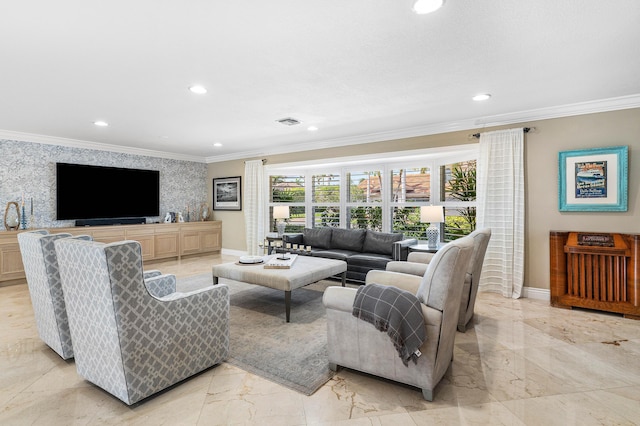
left=212, top=255, right=347, bottom=322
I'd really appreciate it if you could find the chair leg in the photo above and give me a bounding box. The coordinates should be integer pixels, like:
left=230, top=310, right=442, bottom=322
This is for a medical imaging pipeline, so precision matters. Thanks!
left=421, top=388, right=434, bottom=401
left=328, top=362, right=338, bottom=372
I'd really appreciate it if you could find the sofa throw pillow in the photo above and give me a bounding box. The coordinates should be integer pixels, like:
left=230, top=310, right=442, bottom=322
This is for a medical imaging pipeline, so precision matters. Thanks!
left=302, top=227, right=333, bottom=249
left=330, top=228, right=366, bottom=252
left=362, top=230, right=403, bottom=256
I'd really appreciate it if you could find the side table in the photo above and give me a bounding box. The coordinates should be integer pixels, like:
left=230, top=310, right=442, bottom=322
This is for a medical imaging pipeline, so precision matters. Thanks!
left=408, top=243, right=445, bottom=254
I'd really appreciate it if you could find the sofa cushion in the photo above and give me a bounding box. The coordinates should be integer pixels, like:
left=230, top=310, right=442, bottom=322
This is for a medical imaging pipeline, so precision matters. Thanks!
left=302, top=227, right=333, bottom=249
left=311, top=249, right=357, bottom=262
left=348, top=253, right=392, bottom=270
left=330, top=228, right=366, bottom=252
left=362, top=230, right=404, bottom=256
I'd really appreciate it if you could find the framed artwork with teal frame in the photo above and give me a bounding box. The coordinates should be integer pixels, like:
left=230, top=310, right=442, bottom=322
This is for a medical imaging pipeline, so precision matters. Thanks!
left=558, top=145, right=628, bottom=212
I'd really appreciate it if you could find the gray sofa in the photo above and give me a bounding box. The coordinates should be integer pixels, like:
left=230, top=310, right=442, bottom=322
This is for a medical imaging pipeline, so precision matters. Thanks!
left=282, top=227, right=417, bottom=282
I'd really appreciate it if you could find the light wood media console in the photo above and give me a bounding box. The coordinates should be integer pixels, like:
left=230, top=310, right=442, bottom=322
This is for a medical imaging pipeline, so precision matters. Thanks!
left=0, top=221, right=222, bottom=285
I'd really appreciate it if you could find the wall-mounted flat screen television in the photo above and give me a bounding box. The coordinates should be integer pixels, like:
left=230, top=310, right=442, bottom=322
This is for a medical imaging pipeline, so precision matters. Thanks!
left=56, top=162, right=160, bottom=221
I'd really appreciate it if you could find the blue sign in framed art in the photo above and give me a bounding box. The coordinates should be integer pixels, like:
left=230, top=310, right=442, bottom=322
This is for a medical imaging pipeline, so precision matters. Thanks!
left=558, top=146, right=628, bottom=212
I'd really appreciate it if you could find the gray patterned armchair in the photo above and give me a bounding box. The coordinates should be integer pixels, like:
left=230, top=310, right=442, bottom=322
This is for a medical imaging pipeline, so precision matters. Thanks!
left=17, top=230, right=92, bottom=359
left=55, top=238, right=230, bottom=405
left=323, top=236, right=473, bottom=401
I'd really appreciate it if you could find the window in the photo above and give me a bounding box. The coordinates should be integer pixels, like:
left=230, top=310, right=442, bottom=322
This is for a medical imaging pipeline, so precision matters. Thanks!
left=346, top=170, right=382, bottom=230
left=270, top=174, right=305, bottom=203
left=270, top=174, right=305, bottom=233
left=440, top=160, right=476, bottom=240
left=312, top=174, right=340, bottom=227
left=348, top=206, right=382, bottom=231
left=389, top=167, right=432, bottom=238
left=389, top=168, right=430, bottom=203
left=347, top=170, right=382, bottom=203
left=266, top=147, right=477, bottom=240
left=391, top=206, right=426, bottom=238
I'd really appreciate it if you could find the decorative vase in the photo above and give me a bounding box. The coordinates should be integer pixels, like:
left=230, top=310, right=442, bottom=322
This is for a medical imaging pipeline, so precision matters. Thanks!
left=426, top=225, right=439, bottom=249
left=20, top=205, right=27, bottom=230
left=4, top=202, right=20, bottom=231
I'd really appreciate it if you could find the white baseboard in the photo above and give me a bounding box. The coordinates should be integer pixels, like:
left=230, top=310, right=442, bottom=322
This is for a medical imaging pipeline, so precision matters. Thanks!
left=221, top=248, right=247, bottom=257
left=522, top=287, right=550, bottom=301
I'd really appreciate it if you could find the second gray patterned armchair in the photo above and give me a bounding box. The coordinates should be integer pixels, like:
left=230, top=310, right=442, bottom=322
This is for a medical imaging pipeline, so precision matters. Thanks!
left=384, top=228, right=491, bottom=332
left=55, top=238, right=230, bottom=405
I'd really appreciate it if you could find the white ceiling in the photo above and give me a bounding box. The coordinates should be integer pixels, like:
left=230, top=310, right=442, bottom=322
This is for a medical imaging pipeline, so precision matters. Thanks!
left=1, top=0, right=639, bottom=163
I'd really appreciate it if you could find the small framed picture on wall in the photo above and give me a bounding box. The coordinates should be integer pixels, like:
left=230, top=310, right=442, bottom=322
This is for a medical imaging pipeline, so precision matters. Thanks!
left=558, top=145, right=628, bottom=212
left=213, top=176, right=242, bottom=210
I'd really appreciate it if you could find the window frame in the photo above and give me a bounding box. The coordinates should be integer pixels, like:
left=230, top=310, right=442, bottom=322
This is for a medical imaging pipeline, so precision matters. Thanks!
left=264, top=146, right=478, bottom=238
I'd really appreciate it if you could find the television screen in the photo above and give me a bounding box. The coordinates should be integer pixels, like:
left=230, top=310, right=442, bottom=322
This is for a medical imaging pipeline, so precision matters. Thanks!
left=56, top=163, right=160, bottom=220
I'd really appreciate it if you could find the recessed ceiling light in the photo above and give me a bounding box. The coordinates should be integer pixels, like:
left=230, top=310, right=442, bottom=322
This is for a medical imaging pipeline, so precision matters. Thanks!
left=93, top=121, right=109, bottom=127
left=189, top=85, right=207, bottom=94
left=413, top=0, right=445, bottom=14
left=307, top=126, right=318, bottom=132
left=276, top=117, right=301, bottom=126
left=472, top=94, right=491, bottom=101
left=213, top=143, right=223, bottom=147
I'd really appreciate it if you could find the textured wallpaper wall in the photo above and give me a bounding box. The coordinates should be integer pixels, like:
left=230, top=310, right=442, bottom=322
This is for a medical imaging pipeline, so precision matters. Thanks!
left=0, top=139, right=208, bottom=229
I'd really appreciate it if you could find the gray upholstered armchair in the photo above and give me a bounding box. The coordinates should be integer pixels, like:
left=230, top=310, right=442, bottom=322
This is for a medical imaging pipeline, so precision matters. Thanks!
left=55, top=238, right=229, bottom=405
left=384, top=228, right=491, bottom=332
left=17, top=230, right=92, bottom=359
left=322, top=236, right=474, bottom=401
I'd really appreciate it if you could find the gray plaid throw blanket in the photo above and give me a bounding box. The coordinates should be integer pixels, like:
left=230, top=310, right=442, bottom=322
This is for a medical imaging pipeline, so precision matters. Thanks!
left=352, top=283, right=427, bottom=366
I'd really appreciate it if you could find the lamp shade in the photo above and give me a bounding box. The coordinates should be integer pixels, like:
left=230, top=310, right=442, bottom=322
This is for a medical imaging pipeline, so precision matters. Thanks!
left=420, top=206, right=444, bottom=223
left=273, top=205, right=290, bottom=220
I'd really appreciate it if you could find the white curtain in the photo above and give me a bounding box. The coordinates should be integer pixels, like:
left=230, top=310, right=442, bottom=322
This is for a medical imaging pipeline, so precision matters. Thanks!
left=244, top=160, right=265, bottom=256
left=477, top=128, right=525, bottom=298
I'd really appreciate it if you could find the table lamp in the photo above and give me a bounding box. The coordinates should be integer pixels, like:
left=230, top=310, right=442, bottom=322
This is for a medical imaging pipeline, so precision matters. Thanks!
left=420, top=206, right=444, bottom=249
left=273, top=205, right=290, bottom=237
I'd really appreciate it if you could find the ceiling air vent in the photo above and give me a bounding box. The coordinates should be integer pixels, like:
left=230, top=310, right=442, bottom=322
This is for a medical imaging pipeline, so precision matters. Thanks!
left=276, top=117, right=301, bottom=126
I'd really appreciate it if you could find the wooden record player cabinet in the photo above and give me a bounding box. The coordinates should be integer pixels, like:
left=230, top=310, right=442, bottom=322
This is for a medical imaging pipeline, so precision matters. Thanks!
left=549, top=231, right=640, bottom=319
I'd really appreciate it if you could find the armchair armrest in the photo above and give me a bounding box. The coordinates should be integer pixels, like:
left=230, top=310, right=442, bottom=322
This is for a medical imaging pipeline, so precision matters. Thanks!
left=407, top=252, right=435, bottom=263
left=322, top=286, right=357, bottom=313
left=159, top=282, right=227, bottom=301
left=365, top=270, right=422, bottom=295
left=386, top=261, right=429, bottom=276
left=145, top=274, right=177, bottom=298
left=143, top=270, right=163, bottom=279
left=392, top=238, right=418, bottom=261
left=323, top=283, right=441, bottom=328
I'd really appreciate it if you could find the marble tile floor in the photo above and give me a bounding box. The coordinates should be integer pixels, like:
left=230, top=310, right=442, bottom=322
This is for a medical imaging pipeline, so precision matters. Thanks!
left=2, top=252, right=640, bottom=425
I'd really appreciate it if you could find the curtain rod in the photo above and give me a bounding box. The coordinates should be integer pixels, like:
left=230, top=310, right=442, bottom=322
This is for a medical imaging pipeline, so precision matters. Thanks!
left=470, top=127, right=534, bottom=139
left=243, top=159, right=267, bottom=164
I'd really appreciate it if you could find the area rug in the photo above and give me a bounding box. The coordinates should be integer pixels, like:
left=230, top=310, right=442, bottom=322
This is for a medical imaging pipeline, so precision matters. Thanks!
left=177, top=273, right=338, bottom=395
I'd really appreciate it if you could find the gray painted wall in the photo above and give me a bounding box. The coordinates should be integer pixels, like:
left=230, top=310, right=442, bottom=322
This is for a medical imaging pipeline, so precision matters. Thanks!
left=1, top=139, right=207, bottom=229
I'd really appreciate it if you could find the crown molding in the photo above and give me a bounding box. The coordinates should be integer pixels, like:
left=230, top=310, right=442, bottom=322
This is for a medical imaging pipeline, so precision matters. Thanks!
left=205, top=94, right=640, bottom=163
left=0, top=130, right=206, bottom=163
left=3, top=94, right=639, bottom=165
left=473, top=94, right=640, bottom=127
